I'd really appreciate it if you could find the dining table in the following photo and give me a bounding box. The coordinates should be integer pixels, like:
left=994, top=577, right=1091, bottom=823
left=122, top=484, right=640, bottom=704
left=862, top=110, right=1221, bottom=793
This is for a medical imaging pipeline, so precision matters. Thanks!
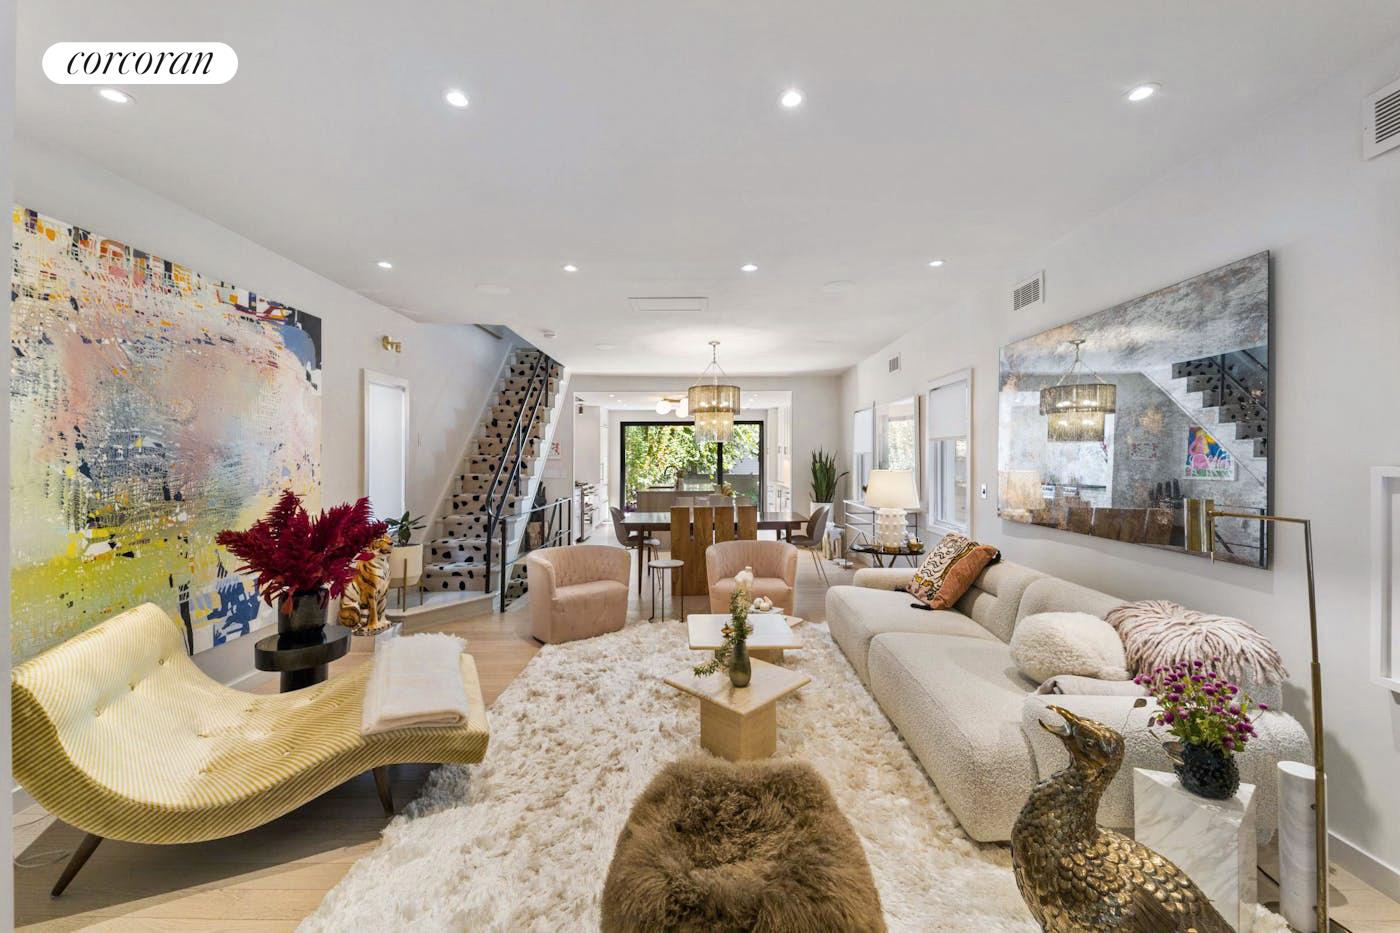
left=618, top=510, right=809, bottom=594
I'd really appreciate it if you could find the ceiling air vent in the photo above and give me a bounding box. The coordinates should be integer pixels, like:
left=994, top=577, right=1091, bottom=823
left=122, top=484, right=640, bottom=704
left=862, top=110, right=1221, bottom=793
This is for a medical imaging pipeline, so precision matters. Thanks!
left=629, top=296, right=709, bottom=314
left=888, top=352, right=902, bottom=374
left=1363, top=76, right=1400, bottom=159
left=1012, top=271, right=1045, bottom=311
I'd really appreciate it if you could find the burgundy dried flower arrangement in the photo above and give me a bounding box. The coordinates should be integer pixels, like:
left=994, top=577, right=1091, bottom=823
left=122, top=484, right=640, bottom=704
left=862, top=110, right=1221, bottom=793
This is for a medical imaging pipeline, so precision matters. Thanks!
left=216, top=490, right=388, bottom=610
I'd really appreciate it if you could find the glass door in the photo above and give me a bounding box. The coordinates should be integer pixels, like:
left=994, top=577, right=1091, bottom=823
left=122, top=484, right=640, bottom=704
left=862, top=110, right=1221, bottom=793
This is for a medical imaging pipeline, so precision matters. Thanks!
left=620, top=421, right=764, bottom=510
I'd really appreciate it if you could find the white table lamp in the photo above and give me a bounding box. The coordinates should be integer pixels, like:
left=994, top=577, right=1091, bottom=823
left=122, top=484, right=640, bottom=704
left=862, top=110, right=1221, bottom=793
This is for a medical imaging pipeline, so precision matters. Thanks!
left=864, top=469, right=919, bottom=548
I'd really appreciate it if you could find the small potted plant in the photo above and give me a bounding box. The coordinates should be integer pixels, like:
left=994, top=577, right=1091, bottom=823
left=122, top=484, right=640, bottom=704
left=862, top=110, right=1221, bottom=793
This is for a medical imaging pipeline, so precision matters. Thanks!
left=385, top=510, right=427, bottom=596
left=693, top=580, right=754, bottom=687
left=1136, top=658, right=1268, bottom=799
left=809, top=448, right=848, bottom=516
left=217, top=490, right=387, bottom=639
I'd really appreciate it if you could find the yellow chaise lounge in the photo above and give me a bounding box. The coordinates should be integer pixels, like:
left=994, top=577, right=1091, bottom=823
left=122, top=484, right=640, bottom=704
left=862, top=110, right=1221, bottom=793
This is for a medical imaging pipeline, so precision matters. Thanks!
left=11, top=603, right=490, bottom=895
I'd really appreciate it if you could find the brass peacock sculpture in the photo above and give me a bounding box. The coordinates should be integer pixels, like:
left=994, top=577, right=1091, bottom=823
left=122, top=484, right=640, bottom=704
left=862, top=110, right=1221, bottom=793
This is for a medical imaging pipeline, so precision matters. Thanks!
left=1011, top=705, right=1231, bottom=932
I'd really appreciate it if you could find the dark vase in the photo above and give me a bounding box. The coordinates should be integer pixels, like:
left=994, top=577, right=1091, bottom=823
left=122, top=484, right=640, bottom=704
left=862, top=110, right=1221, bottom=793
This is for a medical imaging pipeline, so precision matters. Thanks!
left=1176, top=742, right=1240, bottom=799
left=729, top=640, right=751, bottom=687
left=278, top=589, right=328, bottom=641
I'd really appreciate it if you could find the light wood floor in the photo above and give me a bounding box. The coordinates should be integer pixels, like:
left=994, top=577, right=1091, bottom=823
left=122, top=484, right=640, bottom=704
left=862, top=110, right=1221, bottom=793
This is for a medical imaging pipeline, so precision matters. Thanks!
left=11, top=537, right=1399, bottom=931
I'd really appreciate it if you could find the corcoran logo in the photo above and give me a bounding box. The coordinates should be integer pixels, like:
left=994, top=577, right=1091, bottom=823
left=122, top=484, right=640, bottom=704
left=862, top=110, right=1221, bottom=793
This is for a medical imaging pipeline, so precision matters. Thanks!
left=42, top=42, right=237, bottom=85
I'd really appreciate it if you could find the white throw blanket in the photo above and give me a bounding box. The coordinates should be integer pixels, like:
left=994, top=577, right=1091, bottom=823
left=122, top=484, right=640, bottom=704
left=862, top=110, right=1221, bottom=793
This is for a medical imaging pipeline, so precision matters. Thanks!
left=361, top=633, right=472, bottom=735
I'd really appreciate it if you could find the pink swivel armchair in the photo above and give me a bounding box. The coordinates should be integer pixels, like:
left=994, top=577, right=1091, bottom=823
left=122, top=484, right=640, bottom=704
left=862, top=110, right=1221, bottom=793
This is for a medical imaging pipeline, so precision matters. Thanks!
left=526, top=545, right=630, bottom=644
left=706, top=540, right=798, bottom=614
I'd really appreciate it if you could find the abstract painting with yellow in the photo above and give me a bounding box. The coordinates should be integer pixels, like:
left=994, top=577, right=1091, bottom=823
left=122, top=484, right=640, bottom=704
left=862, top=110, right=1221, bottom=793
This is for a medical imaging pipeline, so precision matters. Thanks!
left=9, top=206, right=322, bottom=660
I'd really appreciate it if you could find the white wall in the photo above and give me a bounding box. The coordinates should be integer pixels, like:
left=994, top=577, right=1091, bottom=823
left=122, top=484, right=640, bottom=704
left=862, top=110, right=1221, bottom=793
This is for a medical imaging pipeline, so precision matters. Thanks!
left=569, top=372, right=843, bottom=513
left=2, top=0, right=17, bottom=923
left=841, top=41, right=1400, bottom=891
left=12, top=137, right=513, bottom=686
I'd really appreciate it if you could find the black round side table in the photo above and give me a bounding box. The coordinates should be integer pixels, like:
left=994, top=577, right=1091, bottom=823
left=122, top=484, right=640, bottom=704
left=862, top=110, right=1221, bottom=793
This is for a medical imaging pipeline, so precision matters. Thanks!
left=254, top=624, right=351, bottom=692
left=849, top=542, right=926, bottom=568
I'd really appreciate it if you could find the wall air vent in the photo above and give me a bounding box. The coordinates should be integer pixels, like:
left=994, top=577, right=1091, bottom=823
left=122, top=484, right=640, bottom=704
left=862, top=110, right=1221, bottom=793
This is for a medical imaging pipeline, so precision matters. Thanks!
left=888, top=353, right=902, bottom=374
left=629, top=296, right=709, bottom=314
left=1012, top=271, right=1045, bottom=311
left=1363, top=76, right=1400, bottom=159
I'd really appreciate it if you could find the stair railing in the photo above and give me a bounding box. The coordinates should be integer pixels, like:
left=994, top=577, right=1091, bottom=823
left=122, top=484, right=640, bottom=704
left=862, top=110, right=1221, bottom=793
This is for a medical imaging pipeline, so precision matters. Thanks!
left=482, top=351, right=555, bottom=590
left=495, top=495, right=573, bottom=611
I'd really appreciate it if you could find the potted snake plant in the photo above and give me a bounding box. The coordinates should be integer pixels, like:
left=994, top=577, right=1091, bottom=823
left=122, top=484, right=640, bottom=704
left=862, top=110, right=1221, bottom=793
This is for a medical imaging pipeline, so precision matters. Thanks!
left=809, top=448, right=848, bottom=516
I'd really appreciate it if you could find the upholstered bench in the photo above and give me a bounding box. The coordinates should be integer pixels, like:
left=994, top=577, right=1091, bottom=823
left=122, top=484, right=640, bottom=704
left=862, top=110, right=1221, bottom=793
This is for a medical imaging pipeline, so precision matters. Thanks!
left=11, top=603, right=490, bottom=895
left=602, top=757, right=885, bottom=932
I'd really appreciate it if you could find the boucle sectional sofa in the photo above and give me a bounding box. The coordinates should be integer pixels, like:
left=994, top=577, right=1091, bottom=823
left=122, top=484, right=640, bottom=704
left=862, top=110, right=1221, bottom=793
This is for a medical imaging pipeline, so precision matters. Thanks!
left=825, top=559, right=1310, bottom=843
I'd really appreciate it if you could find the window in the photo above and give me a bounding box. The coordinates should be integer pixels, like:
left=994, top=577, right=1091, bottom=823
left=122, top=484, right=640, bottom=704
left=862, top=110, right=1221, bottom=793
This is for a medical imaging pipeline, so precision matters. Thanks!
left=926, top=371, right=971, bottom=533
left=619, top=421, right=764, bottom=510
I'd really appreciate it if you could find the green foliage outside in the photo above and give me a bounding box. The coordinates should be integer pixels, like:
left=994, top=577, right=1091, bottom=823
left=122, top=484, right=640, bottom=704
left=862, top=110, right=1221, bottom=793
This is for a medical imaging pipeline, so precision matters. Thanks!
left=621, top=423, right=761, bottom=508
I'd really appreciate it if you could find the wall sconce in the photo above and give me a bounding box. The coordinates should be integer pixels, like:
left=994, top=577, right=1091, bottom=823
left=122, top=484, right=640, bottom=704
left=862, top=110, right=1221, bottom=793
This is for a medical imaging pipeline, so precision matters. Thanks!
left=380, top=335, right=403, bottom=353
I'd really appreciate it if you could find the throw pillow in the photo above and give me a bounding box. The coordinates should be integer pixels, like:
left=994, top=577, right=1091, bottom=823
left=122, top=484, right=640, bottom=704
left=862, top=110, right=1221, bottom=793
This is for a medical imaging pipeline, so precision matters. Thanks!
left=905, top=532, right=1000, bottom=609
left=1009, top=611, right=1131, bottom=684
left=1105, top=599, right=1287, bottom=687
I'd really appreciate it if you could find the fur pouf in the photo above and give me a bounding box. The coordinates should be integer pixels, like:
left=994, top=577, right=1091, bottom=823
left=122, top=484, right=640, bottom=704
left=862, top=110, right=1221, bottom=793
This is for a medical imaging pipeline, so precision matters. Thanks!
left=602, top=757, right=885, bottom=933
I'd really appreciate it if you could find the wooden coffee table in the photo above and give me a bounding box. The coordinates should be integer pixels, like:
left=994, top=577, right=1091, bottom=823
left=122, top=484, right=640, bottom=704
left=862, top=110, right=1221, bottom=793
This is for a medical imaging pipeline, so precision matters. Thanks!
left=664, top=659, right=811, bottom=761
left=686, top=613, right=802, bottom=663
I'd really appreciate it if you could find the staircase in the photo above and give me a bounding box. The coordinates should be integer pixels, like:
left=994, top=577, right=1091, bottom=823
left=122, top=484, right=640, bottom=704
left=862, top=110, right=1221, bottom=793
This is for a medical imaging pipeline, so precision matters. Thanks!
left=1142, top=347, right=1269, bottom=487
left=421, top=347, right=566, bottom=600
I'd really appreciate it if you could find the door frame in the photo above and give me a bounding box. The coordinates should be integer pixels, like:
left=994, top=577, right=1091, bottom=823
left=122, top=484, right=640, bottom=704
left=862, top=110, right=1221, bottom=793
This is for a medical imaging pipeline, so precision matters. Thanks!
left=362, top=369, right=411, bottom=516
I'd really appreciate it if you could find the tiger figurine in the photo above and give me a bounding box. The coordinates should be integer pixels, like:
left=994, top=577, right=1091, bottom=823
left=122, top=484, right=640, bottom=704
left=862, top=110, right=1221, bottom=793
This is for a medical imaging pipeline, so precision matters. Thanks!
left=339, top=534, right=394, bottom=635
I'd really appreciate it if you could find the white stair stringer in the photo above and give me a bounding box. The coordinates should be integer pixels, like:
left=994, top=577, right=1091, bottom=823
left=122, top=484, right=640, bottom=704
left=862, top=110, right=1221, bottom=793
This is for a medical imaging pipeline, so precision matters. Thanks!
left=422, top=348, right=568, bottom=596
left=1140, top=365, right=1267, bottom=489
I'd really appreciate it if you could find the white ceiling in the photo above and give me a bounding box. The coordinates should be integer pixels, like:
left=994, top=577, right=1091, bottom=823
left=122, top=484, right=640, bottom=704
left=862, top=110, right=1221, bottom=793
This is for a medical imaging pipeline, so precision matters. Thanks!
left=16, top=2, right=1400, bottom=375
left=575, top=390, right=791, bottom=411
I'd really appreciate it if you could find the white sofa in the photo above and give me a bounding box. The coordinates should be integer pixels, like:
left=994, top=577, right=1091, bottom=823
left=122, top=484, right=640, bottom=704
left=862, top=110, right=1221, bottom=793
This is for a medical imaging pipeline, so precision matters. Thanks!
left=826, top=561, right=1310, bottom=843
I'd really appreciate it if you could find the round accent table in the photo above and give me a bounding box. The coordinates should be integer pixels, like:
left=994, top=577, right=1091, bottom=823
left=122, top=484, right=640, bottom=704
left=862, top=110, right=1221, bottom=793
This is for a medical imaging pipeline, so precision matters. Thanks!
left=849, top=542, right=926, bottom=568
left=254, top=623, right=351, bottom=692
left=649, top=559, right=687, bottom=623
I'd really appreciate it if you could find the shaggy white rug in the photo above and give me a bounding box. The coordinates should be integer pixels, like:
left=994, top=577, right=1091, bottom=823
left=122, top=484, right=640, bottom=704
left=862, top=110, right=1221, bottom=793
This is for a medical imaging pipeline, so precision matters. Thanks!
left=301, top=620, right=1287, bottom=932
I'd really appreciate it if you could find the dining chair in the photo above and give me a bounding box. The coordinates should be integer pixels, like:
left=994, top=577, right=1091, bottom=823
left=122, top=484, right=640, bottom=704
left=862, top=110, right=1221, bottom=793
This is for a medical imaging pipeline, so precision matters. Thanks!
left=788, top=505, right=831, bottom=584
left=610, top=506, right=660, bottom=593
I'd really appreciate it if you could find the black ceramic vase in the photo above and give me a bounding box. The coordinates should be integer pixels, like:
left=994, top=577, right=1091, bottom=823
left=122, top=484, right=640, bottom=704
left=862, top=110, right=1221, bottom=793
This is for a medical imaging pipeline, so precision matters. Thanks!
left=729, top=640, right=751, bottom=688
left=278, top=588, right=328, bottom=641
left=1176, top=742, right=1240, bottom=799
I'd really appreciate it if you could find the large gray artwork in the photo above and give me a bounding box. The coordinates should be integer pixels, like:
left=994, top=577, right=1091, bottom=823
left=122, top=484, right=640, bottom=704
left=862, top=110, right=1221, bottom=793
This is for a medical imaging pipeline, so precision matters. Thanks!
left=997, top=253, right=1271, bottom=567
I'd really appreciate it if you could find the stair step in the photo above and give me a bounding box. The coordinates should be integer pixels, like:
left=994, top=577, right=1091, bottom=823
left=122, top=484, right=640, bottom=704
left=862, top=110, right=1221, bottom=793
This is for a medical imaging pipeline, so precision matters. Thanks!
left=428, top=536, right=487, bottom=560
left=423, top=562, right=490, bottom=592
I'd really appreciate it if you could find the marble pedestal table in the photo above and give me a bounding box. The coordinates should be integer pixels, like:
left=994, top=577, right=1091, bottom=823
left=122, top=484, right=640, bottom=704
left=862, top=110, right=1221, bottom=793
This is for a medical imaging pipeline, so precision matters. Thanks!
left=1133, top=768, right=1257, bottom=932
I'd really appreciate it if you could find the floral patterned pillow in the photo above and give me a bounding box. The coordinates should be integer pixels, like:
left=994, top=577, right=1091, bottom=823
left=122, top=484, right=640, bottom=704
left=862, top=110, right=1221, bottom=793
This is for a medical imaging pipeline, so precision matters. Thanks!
left=906, top=532, right=1000, bottom=609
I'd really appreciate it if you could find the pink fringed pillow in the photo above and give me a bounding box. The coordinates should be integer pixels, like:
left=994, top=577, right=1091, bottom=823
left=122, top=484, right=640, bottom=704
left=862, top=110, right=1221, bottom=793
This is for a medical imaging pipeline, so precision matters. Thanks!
left=1106, top=599, right=1287, bottom=687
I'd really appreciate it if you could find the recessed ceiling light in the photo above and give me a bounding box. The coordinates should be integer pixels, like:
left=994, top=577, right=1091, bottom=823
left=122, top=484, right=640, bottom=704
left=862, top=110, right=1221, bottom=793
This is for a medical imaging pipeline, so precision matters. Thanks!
left=927, top=259, right=946, bottom=268
left=376, top=260, right=393, bottom=269
left=98, top=87, right=132, bottom=104
left=595, top=343, right=616, bottom=351
left=541, top=329, right=557, bottom=339
left=562, top=264, right=579, bottom=273
left=1126, top=83, right=1159, bottom=102
left=475, top=283, right=512, bottom=295
left=822, top=280, right=854, bottom=294
left=740, top=263, right=759, bottom=272
left=608, top=394, right=618, bottom=399
left=444, top=89, right=470, bottom=108
left=779, top=88, right=804, bottom=109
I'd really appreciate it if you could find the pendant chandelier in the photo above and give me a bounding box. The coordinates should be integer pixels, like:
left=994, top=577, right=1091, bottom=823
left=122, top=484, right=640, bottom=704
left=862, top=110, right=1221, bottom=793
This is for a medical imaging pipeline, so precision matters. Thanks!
left=688, top=340, right=741, bottom=445
left=1039, top=338, right=1117, bottom=443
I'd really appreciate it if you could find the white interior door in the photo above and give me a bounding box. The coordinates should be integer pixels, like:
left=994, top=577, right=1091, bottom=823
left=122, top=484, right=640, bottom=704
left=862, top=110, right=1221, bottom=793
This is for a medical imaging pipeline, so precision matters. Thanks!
left=364, top=371, right=410, bottom=521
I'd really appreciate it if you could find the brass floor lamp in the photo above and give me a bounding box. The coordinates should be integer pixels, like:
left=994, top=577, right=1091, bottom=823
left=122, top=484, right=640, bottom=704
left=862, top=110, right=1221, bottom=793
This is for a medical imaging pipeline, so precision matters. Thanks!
left=1184, top=498, right=1327, bottom=932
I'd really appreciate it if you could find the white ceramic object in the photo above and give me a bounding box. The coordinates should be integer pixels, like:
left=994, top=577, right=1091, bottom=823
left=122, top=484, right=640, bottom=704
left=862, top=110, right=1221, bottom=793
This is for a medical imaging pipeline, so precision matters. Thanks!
left=390, top=543, right=424, bottom=586
left=1277, top=761, right=1324, bottom=932
left=1133, top=768, right=1257, bottom=932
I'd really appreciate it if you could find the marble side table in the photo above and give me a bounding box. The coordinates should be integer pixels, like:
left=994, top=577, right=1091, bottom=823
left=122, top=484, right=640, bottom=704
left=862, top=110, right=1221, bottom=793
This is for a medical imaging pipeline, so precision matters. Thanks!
left=1133, top=768, right=1257, bottom=932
